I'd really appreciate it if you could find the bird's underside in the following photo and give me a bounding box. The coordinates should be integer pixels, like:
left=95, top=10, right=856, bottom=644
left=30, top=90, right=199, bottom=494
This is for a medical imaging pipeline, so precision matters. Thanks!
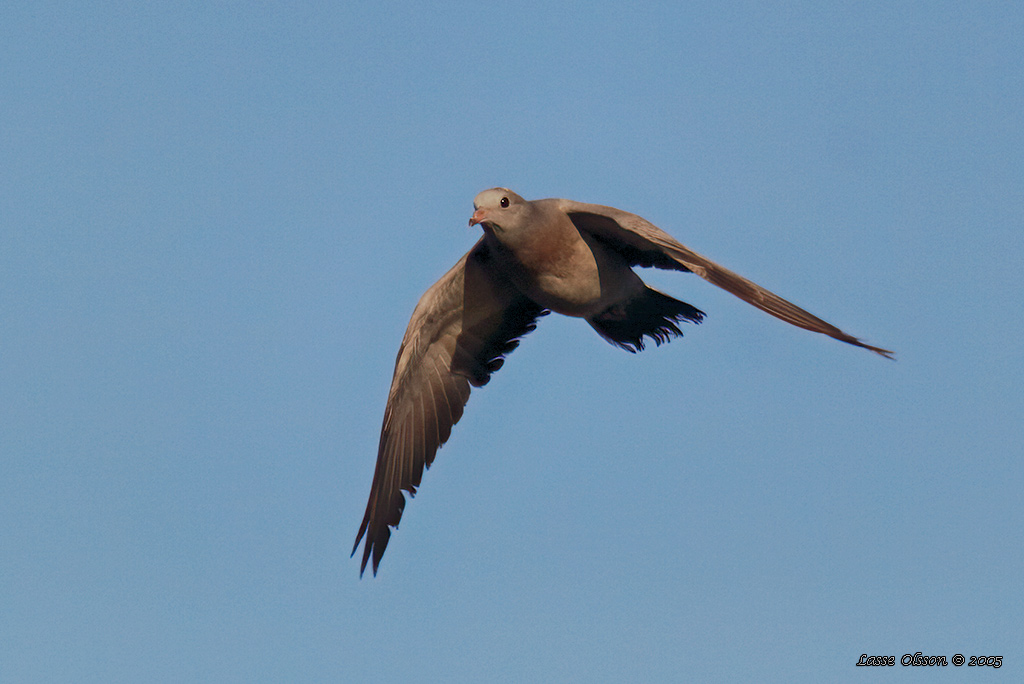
left=352, top=189, right=893, bottom=576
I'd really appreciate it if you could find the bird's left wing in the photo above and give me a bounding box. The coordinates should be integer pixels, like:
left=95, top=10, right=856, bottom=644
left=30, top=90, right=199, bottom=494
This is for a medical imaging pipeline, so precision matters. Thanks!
left=353, top=238, right=547, bottom=576
left=557, top=199, right=893, bottom=358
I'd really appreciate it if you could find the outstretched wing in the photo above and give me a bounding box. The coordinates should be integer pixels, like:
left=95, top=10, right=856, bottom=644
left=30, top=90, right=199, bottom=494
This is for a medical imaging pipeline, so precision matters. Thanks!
left=558, top=199, right=893, bottom=358
left=353, top=238, right=547, bottom=576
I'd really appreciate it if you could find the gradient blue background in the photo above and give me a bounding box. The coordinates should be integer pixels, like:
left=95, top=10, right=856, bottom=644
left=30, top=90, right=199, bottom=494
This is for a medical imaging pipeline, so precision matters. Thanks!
left=3, top=2, right=1021, bottom=682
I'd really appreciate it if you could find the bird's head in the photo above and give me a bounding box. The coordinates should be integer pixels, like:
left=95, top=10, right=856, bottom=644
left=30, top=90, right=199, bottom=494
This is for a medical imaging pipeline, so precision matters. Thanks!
left=468, top=188, right=528, bottom=236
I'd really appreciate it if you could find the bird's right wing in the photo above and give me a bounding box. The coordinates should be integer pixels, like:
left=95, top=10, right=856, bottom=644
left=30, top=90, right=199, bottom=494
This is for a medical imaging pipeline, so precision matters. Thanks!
left=353, top=238, right=547, bottom=576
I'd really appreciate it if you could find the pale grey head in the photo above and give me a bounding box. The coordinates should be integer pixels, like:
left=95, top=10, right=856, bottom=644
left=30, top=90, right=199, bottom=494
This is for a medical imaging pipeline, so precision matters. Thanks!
left=468, top=187, right=531, bottom=236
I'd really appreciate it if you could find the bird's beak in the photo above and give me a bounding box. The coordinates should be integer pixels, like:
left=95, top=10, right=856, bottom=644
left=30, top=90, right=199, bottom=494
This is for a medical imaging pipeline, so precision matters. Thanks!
left=468, top=208, right=487, bottom=227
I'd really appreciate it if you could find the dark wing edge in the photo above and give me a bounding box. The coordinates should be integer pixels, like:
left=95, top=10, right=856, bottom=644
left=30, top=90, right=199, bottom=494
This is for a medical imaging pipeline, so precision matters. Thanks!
left=352, top=238, right=547, bottom=576
left=562, top=201, right=894, bottom=359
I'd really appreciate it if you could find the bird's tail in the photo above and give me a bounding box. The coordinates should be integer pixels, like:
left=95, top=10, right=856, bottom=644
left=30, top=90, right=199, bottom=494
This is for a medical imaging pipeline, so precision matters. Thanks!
left=588, top=286, right=704, bottom=353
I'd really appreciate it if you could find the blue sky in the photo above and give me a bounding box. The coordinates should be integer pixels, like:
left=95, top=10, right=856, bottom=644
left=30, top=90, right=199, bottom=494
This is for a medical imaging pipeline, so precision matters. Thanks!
left=2, top=2, right=1021, bottom=682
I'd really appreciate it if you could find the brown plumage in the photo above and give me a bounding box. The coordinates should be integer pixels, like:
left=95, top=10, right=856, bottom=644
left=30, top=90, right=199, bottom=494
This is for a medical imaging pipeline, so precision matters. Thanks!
left=353, top=188, right=892, bottom=576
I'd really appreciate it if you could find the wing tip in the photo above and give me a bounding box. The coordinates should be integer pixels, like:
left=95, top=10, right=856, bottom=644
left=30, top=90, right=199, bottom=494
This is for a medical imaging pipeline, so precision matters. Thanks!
left=352, top=532, right=382, bottom=578
left=870, top=346, right=896, bottom=361
left=851, top=338, right=896, bottom=360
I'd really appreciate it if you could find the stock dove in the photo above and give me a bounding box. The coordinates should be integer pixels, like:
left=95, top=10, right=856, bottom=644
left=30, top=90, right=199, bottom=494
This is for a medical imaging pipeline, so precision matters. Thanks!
left=353, top=188, right=892, bottom=575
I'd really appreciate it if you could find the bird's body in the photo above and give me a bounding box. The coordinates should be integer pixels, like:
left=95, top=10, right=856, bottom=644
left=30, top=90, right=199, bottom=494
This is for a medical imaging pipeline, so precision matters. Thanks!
left=352, top=188, right=892, bottom=576
left=476, top=195, right=645, bottom=318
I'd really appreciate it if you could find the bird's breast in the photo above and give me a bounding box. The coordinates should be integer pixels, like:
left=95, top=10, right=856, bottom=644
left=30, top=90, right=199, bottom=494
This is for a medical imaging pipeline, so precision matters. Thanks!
left=501, top=227, right=642, bottom=318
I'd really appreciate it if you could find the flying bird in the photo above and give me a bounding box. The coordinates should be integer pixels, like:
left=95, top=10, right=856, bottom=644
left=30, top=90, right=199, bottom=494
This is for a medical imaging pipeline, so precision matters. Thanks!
left=353, top=188, right=892, bottom=576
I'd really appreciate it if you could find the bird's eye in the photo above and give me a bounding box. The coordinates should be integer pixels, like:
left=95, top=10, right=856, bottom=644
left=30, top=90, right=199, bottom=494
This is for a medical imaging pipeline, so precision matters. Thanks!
left=500, top=197, right=509, bottom=208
